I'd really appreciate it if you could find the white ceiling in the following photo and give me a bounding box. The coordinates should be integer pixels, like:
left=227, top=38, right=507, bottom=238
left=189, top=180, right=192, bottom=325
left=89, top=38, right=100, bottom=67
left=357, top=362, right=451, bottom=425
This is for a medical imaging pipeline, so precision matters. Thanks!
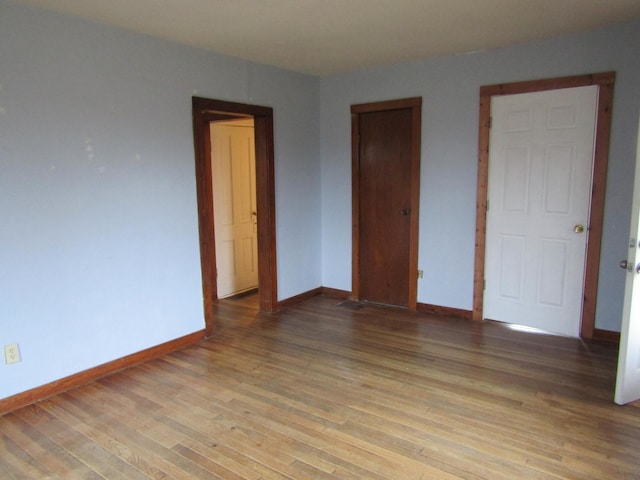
left=14, top=0, right=640, bottom=76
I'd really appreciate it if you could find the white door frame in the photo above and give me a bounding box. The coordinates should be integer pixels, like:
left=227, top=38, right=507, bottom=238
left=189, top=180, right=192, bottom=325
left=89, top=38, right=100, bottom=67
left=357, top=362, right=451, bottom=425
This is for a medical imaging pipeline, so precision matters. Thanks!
left=473, top=72, right=615, bottom=339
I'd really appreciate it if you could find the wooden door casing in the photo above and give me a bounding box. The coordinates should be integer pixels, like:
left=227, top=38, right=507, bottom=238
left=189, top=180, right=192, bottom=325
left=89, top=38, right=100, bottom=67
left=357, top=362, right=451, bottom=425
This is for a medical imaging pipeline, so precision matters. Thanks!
left=352, top=98, right=422, bottom=309
left=473, top=72, right=615, bottom=340
left=192, top=97, right=277, bottom=336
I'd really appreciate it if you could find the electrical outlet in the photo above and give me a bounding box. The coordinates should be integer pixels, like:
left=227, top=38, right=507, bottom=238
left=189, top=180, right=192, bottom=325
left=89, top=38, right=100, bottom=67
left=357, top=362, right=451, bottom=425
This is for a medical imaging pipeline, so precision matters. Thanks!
left=4, top=343, right=21, bottom=365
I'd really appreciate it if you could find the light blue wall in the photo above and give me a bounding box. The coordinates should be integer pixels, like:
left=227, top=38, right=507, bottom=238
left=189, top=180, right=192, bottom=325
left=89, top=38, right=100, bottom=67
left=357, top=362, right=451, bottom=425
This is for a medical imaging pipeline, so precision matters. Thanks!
left=320, top=21, right=640, bottom=332
left=3, top=1, right=638, bottom=402
left=0, top=2, right=321, bottom=400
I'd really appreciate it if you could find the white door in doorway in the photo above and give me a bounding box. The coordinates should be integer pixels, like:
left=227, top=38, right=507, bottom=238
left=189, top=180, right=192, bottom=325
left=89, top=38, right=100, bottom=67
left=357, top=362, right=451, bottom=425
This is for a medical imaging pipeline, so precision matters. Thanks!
left=484, top=86, right=598, bottom=336
left=615, top=117, right=640, bottom=405
left=210, top=120, right=258, bottom=298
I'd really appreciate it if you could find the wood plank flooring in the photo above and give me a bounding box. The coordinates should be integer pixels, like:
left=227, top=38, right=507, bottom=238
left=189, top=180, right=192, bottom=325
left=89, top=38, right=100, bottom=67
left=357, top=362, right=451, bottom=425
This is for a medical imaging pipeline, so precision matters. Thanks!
left=2, top=293, right=639, bottom=479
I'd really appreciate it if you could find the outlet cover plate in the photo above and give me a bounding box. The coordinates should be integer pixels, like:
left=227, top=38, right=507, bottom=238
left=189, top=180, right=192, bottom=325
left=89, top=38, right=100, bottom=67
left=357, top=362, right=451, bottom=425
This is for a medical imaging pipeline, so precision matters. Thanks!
left=4, top=343, right=21, bottom=364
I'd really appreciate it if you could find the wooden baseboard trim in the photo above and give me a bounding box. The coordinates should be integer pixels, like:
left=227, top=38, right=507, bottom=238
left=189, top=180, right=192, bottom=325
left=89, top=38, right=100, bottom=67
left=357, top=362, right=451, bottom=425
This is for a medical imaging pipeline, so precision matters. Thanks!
left=278, top=287, right=351, bottom=309
left=0, top=329, right=205, bottom=416
left=592, top=329, right=620, bottom=345
left=277, top=287, right=324, bottom=309
left=417, top=303, right=473, bottom=320
left=320, top=287, right=351, bottom=299
left=278, top=289, right=473, bottom=321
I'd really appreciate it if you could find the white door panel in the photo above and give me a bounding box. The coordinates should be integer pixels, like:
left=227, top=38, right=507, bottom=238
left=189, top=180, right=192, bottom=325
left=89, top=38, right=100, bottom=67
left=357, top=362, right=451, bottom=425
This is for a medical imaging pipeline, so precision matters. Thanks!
left=615, top=117, right=640, bottom=405
left=497, top=234, right=525, bottom=301
left=484, top=86, right=598, bottom=336
left=211, top=121, right=258, bottom=298
left=537, top=238, right=568, bottom=307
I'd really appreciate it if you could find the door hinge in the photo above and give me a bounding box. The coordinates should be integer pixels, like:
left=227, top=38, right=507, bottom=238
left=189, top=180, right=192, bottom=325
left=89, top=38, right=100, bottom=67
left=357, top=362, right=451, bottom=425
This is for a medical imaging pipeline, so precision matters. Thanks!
left=483, top=279, right=486, bottom=291
left=486, top=199, right=490, bottom=211
left=489, top=116, right=492, bottom=129
left=417, top=269, right=424, bottom=279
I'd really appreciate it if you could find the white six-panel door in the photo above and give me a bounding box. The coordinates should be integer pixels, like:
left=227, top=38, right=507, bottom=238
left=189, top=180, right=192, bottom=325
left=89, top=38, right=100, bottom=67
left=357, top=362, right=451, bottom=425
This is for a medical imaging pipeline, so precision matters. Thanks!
left=484, top=86, right=598, bottom=336
left=210, top=120, right=258, bottom=299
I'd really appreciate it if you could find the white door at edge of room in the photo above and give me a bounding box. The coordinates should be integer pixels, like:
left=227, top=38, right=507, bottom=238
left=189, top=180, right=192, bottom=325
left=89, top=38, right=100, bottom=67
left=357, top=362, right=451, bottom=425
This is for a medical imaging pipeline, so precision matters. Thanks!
left=210, top=119, right=258, bottom=298
left=615, top=114, right=640, bottom=405
left=484, top=85, right=598, bottom=337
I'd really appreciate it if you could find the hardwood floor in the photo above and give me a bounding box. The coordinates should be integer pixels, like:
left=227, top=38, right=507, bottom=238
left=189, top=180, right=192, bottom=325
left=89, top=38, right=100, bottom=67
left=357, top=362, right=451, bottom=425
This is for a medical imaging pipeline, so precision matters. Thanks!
left=1, top=293, right=639, bottom=479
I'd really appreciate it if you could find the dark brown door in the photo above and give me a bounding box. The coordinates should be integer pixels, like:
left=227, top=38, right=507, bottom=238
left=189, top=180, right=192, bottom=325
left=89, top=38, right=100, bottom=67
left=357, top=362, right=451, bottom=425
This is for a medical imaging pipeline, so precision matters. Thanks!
left=352, top=98, right=421, bottom=309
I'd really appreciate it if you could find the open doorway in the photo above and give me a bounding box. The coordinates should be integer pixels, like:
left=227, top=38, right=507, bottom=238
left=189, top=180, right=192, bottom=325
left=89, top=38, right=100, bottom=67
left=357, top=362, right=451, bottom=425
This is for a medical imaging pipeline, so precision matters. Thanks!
left=192, top=97, right=278, bottom=336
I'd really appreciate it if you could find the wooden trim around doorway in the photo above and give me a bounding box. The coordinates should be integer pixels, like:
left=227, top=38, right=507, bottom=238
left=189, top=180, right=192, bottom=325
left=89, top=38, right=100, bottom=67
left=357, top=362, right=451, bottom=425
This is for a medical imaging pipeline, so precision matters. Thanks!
left=351, top=97, right=422, bottom=310
left=472, top=72, right=616, bottom=339
left=192, top=97, right=278, bottom=336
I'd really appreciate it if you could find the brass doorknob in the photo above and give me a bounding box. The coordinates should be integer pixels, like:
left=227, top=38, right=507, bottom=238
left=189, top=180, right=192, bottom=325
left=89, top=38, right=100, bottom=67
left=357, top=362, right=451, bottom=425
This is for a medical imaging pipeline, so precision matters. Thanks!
left=574, top=224, right=585, bottom=234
